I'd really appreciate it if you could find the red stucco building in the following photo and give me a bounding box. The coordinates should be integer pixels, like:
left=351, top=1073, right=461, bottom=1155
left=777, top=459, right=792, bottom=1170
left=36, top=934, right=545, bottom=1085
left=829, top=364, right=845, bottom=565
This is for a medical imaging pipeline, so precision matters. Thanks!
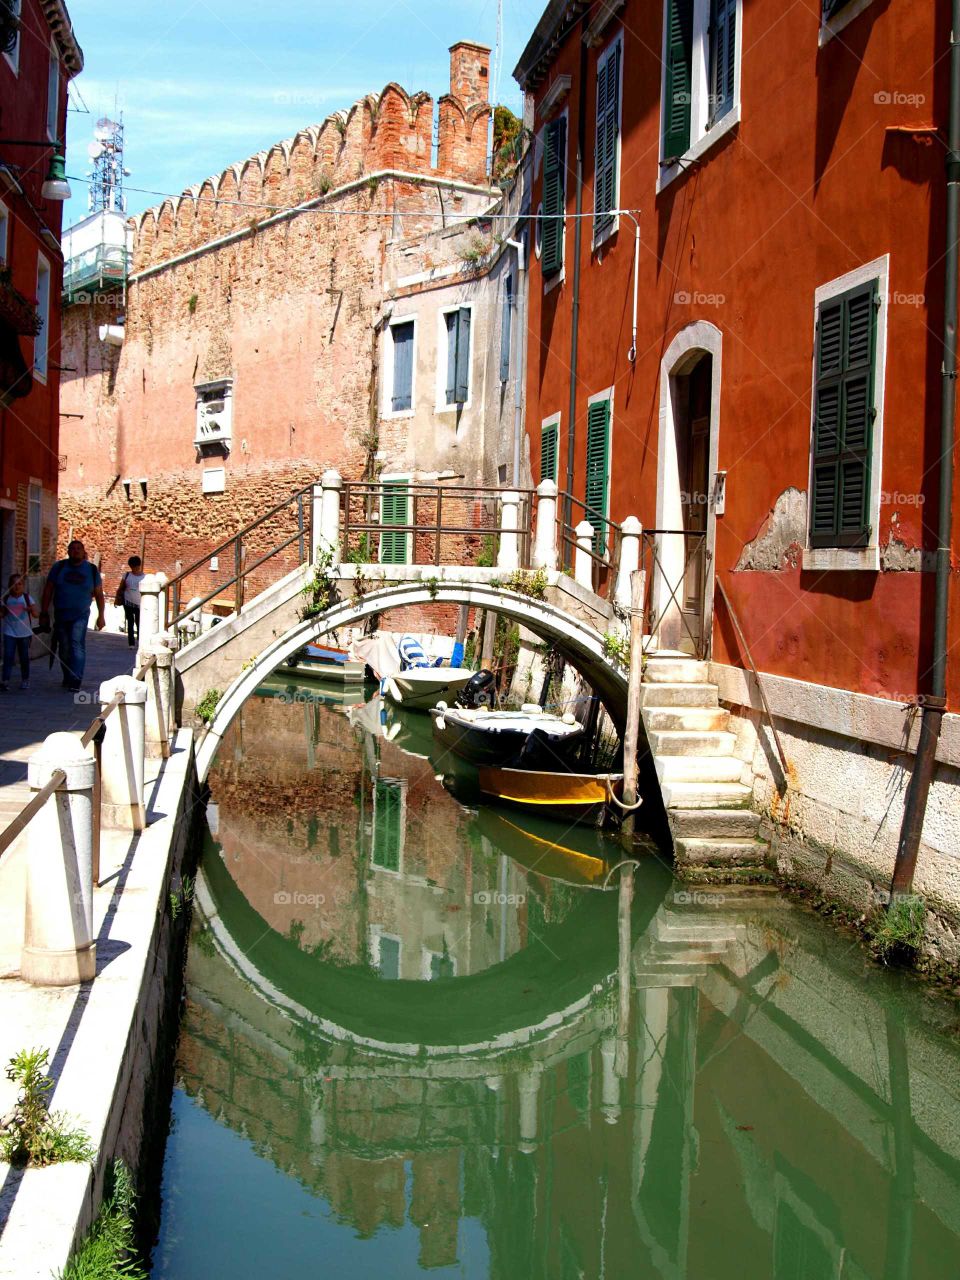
left=0, top=0, right=82, bottom=593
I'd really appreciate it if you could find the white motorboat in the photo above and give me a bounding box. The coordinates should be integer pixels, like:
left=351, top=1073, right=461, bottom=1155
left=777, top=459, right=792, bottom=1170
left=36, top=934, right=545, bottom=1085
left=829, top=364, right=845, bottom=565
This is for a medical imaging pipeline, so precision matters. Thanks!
left=431, top=702, right=584, bottom=767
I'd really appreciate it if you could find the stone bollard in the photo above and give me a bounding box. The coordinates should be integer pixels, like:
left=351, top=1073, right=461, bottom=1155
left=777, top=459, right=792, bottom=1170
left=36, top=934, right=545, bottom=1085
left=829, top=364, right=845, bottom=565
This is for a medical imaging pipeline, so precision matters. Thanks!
left=141, top=643, right=174, bottom=759
left=496, top=491, right=521, bottom=571
left=615, top=516, right=642, bottom=611
left=517, top=1065, right=543, bottom=1154
left=314, top=468, right=342, bottom=567
left=99, top=676, right=147, bottom=829
left=21, top=733, right=96, bottom=986
left=138, top=573, right=162, bottom=646
left=600, top=1034, right=621, bottom=1124
left=533, top=479, right=558, bottom=571
left=574, top=520, right=595, bottom=589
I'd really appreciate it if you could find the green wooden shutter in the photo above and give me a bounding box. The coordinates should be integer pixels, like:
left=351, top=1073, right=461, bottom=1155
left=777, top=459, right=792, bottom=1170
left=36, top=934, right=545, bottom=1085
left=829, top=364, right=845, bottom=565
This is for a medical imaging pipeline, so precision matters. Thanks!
left=542, top=117, right=566, bottom=277
left=663, top=0, right=693, bottom=160
left=585, top=398, right=611, bottom=556
left=810, top=282, right=877, bottom=548
left=594, top=40, right=621, bottom=241
left=500, top=274, right=513, bottom=383
left=379, top=480, right=410, bottom=564
left=373, top=779, right=402, bottom=871
left=708, top=0, right=736, bottom=125
left=391, top=320, right=414, bottom=411
left=540, top=419, right=559, bottom=483
left=444, top=311, right=458, bottom=403
left=454, top=307, right=471, bottom=403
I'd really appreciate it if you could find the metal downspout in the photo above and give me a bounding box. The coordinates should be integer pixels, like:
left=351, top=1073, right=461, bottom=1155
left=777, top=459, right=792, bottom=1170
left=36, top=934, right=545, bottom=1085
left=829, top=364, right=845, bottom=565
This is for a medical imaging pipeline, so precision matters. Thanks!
left=564, top=30, right=589, bottom=558
left=890, top=0, right=960, bottom=897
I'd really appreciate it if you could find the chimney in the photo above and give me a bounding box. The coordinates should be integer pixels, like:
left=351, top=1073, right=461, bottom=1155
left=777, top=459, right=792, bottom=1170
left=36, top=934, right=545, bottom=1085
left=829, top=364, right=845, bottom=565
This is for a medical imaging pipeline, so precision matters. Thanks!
left=449, top=42, right=491, bottom=108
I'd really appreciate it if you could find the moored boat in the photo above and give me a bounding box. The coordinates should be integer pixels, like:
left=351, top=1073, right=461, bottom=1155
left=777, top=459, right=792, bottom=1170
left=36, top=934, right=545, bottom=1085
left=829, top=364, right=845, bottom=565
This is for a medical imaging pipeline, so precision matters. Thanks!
left=476, top=765, right=625, bottom=823
left=431, top=703, right=584, bottom=768
left=285, top=643, right=368, bottom=685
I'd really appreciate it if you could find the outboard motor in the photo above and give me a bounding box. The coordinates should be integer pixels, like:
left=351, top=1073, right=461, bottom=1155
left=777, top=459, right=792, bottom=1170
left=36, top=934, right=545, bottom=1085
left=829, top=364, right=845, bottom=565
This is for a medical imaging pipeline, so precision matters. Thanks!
left=456, top=669, right=497, bottom=709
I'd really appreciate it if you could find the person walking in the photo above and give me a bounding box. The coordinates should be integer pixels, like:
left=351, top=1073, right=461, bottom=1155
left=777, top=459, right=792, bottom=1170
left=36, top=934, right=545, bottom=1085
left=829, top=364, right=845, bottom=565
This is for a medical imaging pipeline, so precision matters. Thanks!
left=40, top=540, right=106, bottom=691
left=0, top=574, right=39, bottom=691
left=115, top=555, right=145, bottom=648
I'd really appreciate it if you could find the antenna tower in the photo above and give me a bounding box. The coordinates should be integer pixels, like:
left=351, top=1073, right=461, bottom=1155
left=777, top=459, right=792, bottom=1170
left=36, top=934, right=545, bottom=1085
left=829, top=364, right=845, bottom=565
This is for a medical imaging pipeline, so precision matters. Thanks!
left=87, top=117, right=128, bottom=214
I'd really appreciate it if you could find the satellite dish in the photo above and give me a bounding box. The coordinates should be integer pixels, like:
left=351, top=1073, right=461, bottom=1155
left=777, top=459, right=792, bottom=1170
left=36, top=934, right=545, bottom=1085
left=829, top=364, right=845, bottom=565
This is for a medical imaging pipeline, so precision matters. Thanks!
left=87, top=141, right=103, bottom=160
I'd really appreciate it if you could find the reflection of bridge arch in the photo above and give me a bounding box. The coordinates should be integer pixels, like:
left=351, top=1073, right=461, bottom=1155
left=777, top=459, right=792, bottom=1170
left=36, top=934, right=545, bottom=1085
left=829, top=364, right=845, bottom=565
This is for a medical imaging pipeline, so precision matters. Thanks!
left=196, top=578, right=629, bottom=781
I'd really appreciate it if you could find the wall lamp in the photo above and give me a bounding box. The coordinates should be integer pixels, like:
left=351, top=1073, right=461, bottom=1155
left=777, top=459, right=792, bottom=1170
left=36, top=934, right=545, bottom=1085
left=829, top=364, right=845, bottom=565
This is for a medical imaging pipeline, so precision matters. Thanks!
left=0, top=139, right=71, bottom=201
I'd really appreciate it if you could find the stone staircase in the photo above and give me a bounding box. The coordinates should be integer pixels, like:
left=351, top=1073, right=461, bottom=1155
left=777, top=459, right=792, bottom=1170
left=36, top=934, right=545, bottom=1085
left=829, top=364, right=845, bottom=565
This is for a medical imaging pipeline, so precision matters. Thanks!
left=633, top=899, right=740, bottom=988
left=640, top=653, right=769, bottom=875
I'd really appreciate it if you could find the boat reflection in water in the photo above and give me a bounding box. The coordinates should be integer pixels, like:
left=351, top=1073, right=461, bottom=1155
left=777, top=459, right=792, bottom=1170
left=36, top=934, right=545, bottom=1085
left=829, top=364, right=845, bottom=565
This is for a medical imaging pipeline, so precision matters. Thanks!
left=152, top=690, right=960, bottom=1280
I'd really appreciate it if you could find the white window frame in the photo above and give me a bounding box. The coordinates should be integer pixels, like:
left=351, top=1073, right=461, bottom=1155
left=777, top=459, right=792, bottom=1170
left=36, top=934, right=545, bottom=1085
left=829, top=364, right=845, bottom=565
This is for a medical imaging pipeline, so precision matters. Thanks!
left=657, top=0, right=743, bottom=194
left=592, top=30, right=624, bottom=252
left=383, top=314, right=417, bottom=420
left=369, top=927, right=403, bottom=978
left=421, top=946, right=457, bottom=980
left=534, top=201, right=544, bottom=261
left=802, top=254, right=889, bottom=573
left=436, top=302, right=475, bottom=412
left=541, top=411, right=561, bottom=483
left=2, top=0, right=20, bottom=76
left=586, top=385, right=615, bottom=554
left=33, top=254, right=51, bottom=383
left=27, top=481, right=41, bottom=572
left=819, top=0, right=878, bottom=46
left=0, top=200, right=8, bottom=265
left=46, top=44, right=60, bottom=140
left=378, top=473, right=413, bottom=566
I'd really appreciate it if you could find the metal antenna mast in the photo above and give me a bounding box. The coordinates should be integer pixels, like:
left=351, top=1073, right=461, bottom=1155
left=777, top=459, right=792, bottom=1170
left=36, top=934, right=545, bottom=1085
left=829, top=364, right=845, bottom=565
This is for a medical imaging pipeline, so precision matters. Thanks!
left=87, top=117, right=128, bottom=215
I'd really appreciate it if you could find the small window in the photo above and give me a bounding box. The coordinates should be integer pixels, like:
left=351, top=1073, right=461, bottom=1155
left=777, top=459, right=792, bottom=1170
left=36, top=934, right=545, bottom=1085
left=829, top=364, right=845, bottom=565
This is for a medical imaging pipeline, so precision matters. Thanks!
left=379, top=478, right=410, bottom=565
left=27, top=483, right=41, bottom=573
left=500, top=274, right=513, bottom=384
left=661, top=0, right=740, bottom=169
left=0, top=202, right=8, bottom=264
left=376, top=933, right=401, bottom=980
left=541, top=117, right=566, bottom=277
left=390, top=319, right=415, bottom=412
left=540, top=415, right=560, bottom=483
left=444, top=307, right=471, bottom=406
left=46, top=46, right=60, bottom=139
left=585, top=394, right=612, bottom=555
left=594, top=34, right=622, bottom=244
left=34, top=255, right=51, bottom=381
left=372, top=778, right=404, bottom=870
left=1, top=0, right=21, bottom=75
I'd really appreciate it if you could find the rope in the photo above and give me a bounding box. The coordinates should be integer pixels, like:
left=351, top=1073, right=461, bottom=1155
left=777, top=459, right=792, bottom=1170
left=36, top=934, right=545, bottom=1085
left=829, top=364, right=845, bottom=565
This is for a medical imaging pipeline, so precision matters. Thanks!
left=600, top=773, right=642, bottom=813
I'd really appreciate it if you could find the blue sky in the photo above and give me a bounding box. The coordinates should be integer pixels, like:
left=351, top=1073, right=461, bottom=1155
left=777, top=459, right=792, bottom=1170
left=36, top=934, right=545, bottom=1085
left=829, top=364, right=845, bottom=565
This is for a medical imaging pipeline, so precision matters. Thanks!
left=62, top=0, right=545, bottom=228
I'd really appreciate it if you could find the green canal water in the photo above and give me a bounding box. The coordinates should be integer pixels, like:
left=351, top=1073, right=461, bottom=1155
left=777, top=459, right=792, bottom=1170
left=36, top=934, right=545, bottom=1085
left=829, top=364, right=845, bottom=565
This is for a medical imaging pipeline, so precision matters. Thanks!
left=150, top=678, right=960, bottom=1279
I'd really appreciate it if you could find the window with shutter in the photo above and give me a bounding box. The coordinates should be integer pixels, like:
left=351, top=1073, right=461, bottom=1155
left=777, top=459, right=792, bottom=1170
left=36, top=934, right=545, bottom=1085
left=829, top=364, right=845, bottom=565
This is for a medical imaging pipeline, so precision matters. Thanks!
left=663, top=0, right=693, bottom=161
left=373, top=779, right=403, bottom=871
left=809, top=281, right=878, bottom=549
left=541, top=117, right=566, bottom=278
left=390, top=320, right=414, bottom=412
left=541, top=417, right=559, bottom=483
left=594, top=37, right=622, bottom=242
left=445, top=307, right=471, bottom=405
left=379, top=479, right=410, bottom=565
left=708, top=0, right=736, bottom=125
left=500, top=274, right=513, bottom=384
left=377, top=934, right=401, bottom=979
left=585, top=397, right=611, bottom=556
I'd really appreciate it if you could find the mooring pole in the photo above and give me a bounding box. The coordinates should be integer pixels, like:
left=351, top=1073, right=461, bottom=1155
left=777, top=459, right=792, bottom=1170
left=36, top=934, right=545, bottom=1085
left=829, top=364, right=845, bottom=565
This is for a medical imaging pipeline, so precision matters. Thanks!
left=621, top=568, right=646, bottom=843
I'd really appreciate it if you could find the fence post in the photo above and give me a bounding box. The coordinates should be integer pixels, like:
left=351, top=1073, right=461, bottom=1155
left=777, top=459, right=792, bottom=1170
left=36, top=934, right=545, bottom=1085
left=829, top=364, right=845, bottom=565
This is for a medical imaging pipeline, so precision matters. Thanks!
left=533, top=479, right=558, bottom=571
left=315, top=468, right=343, bottom=566
left=99, top=676, right=147, bottom=830
left=21, top=733, right=96, bottom=986
left=615, top=516, right=642, bottom=612
left=517, top=1065, right=543, bottom=1154
left=139, top=573, right=162, bottom=648
left=144, top=644, right=174, bottom=759
left=574, top=520, right=594, bottom=589
left=496, top=491, right=521, bottom=571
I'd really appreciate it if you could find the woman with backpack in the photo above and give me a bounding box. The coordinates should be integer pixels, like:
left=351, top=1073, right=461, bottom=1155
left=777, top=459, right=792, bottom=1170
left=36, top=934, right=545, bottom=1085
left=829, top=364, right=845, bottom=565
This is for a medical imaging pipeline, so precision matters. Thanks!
left=1, top=573, right=39, bottom=691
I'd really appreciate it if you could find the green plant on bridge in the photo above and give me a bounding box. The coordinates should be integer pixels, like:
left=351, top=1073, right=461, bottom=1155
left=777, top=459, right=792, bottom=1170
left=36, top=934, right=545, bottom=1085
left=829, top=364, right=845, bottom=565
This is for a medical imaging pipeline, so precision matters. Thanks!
left=502, top=567, right=548, bottom=600
left=300, top=549, right=338, bottom=621
left=475, top=534, right=496, bottom=568
left=0, top=1047, right=95, bottom=1169
left=60, top=1159, right=145, bottom=1280
left=425, top=576, right=439, bottom=601
left=602, top=631, right=630, bottom=666
left=195, top=688, right=223, bottom=726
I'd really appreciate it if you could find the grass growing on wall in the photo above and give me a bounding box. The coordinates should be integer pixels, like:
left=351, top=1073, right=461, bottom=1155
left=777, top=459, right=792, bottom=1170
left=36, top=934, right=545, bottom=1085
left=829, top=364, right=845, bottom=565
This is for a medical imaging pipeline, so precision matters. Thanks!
left=60, top=1160, right=146, bottom=1280
left=0, top=1047, right=95, bottom=1169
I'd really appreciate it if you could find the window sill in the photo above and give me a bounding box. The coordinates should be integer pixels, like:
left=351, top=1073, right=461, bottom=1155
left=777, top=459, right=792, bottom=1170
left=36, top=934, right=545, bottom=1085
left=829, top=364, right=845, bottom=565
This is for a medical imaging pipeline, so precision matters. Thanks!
left=802, top=545, right=880, bottom=572
left=657, top=104, right=741, bottom=195
left=1, top=55, right=18, bottom=77
left=819, top=0, right=877, bottom=46
left=33, top=370, right=47, bottom=386
left=592, top=217, right=619, bottom=254
left=435, top=402, right=471, bottom=415
left=543, top=268, right=564, bottom=296
left=382, top=408, right=415, bottom=421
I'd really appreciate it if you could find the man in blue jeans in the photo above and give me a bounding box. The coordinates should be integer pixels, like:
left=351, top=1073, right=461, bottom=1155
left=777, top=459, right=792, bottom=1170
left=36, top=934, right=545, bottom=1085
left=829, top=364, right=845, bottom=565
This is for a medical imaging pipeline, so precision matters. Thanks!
left=40, top=541, right=106, bottom=691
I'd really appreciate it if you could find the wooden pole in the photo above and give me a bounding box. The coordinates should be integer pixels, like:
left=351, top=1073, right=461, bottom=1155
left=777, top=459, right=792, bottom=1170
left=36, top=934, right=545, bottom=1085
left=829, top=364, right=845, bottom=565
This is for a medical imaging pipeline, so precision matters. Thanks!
left=621, top=568, right=646, bottom=843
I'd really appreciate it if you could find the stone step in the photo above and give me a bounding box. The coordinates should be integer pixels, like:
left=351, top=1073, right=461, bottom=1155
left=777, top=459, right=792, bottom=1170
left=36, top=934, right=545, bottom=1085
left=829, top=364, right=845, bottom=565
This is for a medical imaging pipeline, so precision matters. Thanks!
left=668, top=807, right=760, bottom=838
left=643, top=707, right=730, bottom=733
left=648, top=729, right=737, bottom=757
left=662, top=781, right=754, bottom=809
left=638, top=682, right=718, bottom=709
left=634, top=972, right=703, bottom=988
left=652, top=918, right=737, bottom=945
left=656, top=755, right=745, bottom=784
left=674, top=837, right=769, bottom=867
left=643, top=658, right=710, bottom=684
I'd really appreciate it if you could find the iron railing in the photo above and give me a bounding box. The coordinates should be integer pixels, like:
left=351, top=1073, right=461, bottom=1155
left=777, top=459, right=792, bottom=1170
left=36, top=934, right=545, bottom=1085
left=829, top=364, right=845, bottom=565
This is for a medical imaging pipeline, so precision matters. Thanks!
left=556, top=489, right=622, bottom=598
left=640, top=529, right=709, bottom=659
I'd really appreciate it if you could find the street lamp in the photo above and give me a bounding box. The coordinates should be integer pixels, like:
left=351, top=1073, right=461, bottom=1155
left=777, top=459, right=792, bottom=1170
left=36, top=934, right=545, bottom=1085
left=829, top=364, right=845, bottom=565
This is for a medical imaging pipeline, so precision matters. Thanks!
left=0, top=139, right=71, bottom=201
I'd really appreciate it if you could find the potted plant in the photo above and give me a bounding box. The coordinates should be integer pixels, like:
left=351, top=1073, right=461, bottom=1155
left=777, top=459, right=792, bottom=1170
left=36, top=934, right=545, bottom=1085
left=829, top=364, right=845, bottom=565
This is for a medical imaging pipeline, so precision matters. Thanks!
left=0, top=269, right=42, bottom=337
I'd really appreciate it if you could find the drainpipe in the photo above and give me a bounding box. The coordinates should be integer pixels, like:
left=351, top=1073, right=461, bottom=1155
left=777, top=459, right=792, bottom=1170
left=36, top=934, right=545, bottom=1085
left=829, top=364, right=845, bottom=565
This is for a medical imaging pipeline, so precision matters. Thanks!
left=890, top=0, right=960, bottom=897
left=564, top=30, right=589, bottom=553
left=505, top=236, right=526, bottom=487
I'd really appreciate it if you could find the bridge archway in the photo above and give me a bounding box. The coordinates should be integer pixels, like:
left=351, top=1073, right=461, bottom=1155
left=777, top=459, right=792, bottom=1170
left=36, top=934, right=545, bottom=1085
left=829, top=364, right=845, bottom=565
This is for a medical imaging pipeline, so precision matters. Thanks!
left=196, top=577, right=628, bottom=781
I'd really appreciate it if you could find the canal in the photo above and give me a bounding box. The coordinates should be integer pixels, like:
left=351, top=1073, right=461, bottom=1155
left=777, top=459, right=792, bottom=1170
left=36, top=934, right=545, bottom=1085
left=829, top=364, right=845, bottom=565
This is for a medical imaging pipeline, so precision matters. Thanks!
left=150, top=675, right=960, bottom=1278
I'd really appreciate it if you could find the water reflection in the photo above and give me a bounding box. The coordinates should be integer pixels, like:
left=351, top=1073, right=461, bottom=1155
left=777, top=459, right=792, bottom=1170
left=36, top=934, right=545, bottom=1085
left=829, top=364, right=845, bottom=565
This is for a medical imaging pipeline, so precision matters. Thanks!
left=151, top=685, right=960, bottom=1280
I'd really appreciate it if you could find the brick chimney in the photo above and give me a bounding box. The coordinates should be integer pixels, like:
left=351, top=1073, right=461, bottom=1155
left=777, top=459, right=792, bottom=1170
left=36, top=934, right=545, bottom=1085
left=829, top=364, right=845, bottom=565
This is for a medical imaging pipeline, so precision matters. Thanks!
left=437, top=42, right=493, bottom=184
left=449, top=42, right=491, bottom=107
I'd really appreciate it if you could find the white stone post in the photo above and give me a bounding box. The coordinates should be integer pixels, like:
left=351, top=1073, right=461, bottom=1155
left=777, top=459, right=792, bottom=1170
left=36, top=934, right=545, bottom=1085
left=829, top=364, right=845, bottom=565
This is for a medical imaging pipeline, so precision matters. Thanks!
left=314, top=468, right=342, bottom=567
left=517, top=1065, right=543, bottom=1154
left=615, top=516, right=642, bottom=611
left=142, top=642, right=174, bottom=759
left=21, top=733, right=96, bottom=986
left=600, top=1035, right=621, bottom=1124
left=533, top=479, right=558, bottom=571
left=496, top=491, right=521, bottom=571
left=139, top=573, right=162, bottom=646
left=574, top=520, right=594, bottom=589
left=99, top=676, right=147, bottom=830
